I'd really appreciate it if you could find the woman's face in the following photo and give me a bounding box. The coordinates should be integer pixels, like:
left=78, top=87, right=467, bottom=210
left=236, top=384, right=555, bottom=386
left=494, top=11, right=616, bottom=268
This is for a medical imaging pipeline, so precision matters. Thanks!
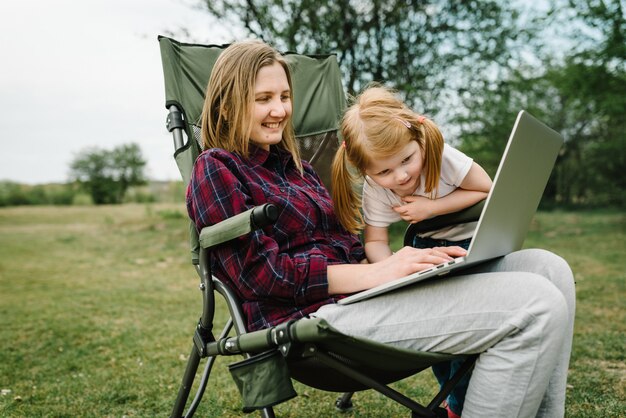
left=365, top=140, right=424, bottom=197
left=249, top=62, right=292, bottom=150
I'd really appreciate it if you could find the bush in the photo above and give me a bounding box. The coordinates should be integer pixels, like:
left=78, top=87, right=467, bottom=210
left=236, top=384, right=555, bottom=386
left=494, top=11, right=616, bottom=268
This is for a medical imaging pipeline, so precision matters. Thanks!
left=69, top=143, right=147, bottom=204
left=0, top=181, right=77, bottom=207
left=0, top=181, right=188, bottom=207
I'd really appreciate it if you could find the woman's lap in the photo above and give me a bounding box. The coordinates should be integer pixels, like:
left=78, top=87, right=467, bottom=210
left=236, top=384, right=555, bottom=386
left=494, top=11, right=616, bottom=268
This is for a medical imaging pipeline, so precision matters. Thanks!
left=314, top=249, right=570, bottom=354
left=313, top=249, right=574, bottom=417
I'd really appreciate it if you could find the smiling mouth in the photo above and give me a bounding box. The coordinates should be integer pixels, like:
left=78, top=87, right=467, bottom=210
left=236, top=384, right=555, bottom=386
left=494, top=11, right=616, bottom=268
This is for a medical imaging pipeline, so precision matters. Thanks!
left=263, top=122, right=281, bottom=129
left=398, top=178, right=413, bottom=187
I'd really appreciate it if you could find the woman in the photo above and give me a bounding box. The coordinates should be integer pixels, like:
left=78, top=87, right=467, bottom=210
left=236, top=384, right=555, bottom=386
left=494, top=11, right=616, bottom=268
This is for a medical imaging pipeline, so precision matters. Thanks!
left=186, top=39, right=575, bottom=418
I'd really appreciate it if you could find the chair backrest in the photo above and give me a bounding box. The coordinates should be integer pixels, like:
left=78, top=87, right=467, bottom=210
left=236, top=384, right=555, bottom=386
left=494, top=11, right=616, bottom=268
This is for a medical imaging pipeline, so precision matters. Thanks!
left=158, top=36, right=347, bottom=263
left=158, top=35, right=346, bottom=188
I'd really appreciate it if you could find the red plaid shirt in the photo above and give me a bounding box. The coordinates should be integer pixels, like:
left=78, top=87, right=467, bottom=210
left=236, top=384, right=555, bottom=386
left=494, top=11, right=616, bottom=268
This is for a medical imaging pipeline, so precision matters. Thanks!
left=186, top=145, right=365, bottom=331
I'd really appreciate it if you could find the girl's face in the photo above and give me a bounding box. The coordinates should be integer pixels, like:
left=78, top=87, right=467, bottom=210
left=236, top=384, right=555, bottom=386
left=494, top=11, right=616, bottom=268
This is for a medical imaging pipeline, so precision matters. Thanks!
left=249, top=62, right=292, bottom=150
left=365, top=140, right=423, bottom=197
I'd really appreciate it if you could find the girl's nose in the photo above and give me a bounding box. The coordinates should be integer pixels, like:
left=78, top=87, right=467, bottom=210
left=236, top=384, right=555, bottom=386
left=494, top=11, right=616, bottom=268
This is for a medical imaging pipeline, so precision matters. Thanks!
left=396, top=171, right=408, bottom=182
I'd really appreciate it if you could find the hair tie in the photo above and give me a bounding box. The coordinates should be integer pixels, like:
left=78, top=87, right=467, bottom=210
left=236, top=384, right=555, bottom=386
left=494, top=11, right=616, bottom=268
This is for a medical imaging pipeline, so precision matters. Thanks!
left=417, top=115, right=426, bottom=124
left=341, top=140, right=347, bottom=149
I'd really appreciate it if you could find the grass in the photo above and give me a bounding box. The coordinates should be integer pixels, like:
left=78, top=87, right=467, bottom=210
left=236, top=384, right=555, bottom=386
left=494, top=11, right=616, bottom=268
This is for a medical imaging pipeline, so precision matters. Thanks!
left=0, top=204, right=624, bottom=417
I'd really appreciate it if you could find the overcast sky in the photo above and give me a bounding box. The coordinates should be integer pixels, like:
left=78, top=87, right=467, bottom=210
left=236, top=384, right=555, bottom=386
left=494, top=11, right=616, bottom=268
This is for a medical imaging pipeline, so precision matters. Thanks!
left=0, top=0, right=240, bottom=184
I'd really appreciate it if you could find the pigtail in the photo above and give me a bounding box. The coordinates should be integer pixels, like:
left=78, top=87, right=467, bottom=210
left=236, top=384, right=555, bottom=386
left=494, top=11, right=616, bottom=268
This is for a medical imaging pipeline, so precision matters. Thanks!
left=331, top=143, right=363, bottom=234
left=418, top=118, right=444, bottom=197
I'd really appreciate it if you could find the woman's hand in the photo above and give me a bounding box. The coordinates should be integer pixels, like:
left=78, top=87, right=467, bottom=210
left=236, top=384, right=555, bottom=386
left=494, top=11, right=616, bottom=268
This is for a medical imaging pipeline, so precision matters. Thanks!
left=327, top=246, right=467, bottom=295
left=369, top=246, right=467, bottom=286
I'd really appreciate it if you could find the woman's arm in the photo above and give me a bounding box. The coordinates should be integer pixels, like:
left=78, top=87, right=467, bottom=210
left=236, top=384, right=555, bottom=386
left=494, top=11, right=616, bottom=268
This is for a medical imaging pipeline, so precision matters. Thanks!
left=187, top=152, right=330, bottom=305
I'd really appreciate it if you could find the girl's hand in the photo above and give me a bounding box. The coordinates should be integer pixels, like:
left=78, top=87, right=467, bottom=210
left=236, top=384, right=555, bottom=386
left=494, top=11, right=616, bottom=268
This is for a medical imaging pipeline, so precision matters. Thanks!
left=393, top=195, right=435, bottom=223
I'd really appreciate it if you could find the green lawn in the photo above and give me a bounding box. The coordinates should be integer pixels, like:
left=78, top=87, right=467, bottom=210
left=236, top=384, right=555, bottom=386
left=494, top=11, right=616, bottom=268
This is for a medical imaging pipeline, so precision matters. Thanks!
left=0, top=204, right=624, bottom=417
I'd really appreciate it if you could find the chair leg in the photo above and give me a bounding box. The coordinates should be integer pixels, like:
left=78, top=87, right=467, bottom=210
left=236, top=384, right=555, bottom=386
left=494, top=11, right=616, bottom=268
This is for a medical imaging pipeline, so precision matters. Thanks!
left=335, top=392, right=354, bottom=412
left=426, top=355, right=478, bottom=411
left=170, top=346, right=201, bottom=418
left=171, top=319, right=249, bottom=418
left=259, top=407, right=276, bottom=418
left=414, top=407, right=447, bottom=418
left=308, top=347, right=437, bottom=417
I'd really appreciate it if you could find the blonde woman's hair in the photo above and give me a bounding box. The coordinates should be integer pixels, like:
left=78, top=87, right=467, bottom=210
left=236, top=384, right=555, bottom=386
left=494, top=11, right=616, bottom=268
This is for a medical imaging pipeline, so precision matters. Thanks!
left=331, top=85, right=444, bottom=233
left=200, top=40, right=302, bottom=172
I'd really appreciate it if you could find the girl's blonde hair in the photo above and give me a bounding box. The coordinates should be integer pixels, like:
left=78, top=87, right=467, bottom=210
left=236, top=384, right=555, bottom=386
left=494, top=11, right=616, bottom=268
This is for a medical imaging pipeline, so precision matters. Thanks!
left=331, top=86, right=444, bottom=234
left=200, top=40, right=302, bottom=172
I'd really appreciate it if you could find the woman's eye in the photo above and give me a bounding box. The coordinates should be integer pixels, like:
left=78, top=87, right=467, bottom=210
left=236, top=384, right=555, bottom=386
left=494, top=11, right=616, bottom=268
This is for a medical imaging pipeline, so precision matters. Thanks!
left=281, top=94, right=291, bottom=101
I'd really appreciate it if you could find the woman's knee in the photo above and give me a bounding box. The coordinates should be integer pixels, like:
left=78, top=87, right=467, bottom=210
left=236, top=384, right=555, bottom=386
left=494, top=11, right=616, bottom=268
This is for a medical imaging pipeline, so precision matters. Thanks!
left=515, top=249, right=573, bottom=278
left=524, top=272, right=570, bottom=338
left=528, top=248, right=570, bottom=269
left=521, top=248, right=575, bottom=312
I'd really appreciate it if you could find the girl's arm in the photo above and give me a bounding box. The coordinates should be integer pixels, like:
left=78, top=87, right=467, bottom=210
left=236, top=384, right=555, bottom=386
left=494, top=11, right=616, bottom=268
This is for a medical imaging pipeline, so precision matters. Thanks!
left=363, top=224, right=393, bottom=262
left=394, top=162, right=492, bottom=223
left=458, top=161, right=493, bottom=193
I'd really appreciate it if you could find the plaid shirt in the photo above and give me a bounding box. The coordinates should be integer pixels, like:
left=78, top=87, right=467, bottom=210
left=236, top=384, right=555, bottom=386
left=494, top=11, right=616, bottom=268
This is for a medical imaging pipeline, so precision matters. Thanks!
left=186, top=145, right=365, bottom=331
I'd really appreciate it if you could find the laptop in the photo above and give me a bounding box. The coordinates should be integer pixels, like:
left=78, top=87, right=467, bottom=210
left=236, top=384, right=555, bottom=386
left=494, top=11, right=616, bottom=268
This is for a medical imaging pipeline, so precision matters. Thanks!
left=339, top=110, right=564, bottom=305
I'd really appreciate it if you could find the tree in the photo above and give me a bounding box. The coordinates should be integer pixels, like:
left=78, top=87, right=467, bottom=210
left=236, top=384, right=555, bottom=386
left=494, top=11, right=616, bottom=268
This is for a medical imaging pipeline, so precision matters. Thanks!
left=200, top=0, right=528, bottom=116
left=457, top=0, right=626, bottom=207
left=193, top=0, right=625, bottom=208
left=69, top=143, right=147, bottom=204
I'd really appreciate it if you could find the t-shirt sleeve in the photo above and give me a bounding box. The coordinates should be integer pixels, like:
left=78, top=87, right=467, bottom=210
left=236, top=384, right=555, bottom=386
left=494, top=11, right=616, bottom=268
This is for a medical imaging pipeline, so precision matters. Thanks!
left=440, top=144, right=473, bottom=187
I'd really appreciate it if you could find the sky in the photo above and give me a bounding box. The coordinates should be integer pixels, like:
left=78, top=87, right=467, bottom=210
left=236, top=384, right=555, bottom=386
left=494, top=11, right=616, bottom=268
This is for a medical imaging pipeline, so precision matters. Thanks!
left=0, top=0, right=240, bottom=184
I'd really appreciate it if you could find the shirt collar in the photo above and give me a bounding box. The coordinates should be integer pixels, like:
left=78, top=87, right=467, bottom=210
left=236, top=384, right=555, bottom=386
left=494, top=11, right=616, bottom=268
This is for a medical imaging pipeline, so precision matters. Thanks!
left=248, top=144, right=295, bottom=168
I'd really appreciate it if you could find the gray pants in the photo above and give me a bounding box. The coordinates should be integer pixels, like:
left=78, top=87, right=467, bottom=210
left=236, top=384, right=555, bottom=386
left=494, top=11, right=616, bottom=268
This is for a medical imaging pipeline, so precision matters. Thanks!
left=313, top=249, right=575, bottom=418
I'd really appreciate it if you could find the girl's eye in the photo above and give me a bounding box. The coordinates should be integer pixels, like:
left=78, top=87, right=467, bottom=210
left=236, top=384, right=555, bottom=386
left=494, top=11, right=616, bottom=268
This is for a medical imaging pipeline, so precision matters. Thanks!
left=401, top=154, right=413, bottom=164
left=281, top=94, right=291, bottom=102
left=377, top=169, right=389, bottom=176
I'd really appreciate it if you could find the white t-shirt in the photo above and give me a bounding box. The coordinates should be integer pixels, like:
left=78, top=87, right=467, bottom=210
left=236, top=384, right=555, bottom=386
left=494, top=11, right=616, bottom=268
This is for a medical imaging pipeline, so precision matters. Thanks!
left=362, top=143, right=476, bottom=240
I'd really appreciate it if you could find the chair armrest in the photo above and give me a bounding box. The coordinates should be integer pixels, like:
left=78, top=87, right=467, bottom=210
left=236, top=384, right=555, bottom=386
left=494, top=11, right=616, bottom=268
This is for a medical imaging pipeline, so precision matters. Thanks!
left=199, top=203, right=278, bottom=249
left=403, top=200, right=485, bottom=246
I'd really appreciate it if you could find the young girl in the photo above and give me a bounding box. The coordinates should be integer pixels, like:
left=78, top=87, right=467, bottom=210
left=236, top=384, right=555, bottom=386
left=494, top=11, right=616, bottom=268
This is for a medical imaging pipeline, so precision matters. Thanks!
left=332, top=85, right=492, bottom=258
left=331, top=86, right=493, bottom=418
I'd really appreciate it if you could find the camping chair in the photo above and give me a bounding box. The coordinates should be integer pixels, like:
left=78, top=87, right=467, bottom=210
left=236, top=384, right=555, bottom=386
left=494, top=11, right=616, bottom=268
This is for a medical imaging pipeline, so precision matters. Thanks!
left=158, top=36, right=478, bottom=418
